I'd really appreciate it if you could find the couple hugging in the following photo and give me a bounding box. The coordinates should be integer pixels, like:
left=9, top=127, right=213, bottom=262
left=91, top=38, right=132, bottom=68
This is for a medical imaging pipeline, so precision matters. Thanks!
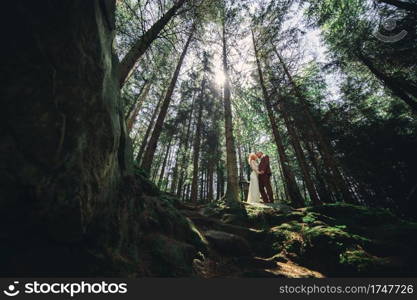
left=247, top=152, right=275, bottom=204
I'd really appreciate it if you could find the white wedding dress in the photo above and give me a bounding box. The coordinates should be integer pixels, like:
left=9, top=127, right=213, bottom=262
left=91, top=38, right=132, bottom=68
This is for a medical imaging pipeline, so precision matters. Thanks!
left=247, top=159, right=261, bottom=203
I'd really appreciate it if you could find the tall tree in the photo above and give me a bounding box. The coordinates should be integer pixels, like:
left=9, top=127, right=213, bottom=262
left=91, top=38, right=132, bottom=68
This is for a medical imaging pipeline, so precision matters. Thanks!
left=135, top=88, right=164, bottom=163
left=273, top=47, right=356, bottom=204
left=273, top=92, right=322, bottom=205
left=118, top=0, right=188, bottom=87
left=141, top=26, right=195, bottom=173
left=176, top=91, right=197, bottom=196
left=252, top=30, right=305, bottom=207
left=126, top=81, right=152, bottom=133
left=157, top=137, right=173, bottom=188
left=356, top=52, right=417, bottom=114
left=190, top=55, right=209, bottom=203
left=221, top=4, right=240, bottom=202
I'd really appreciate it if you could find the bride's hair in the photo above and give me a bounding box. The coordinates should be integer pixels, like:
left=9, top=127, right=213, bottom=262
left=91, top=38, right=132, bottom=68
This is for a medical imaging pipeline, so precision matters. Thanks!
left=248, top=153, right=257, bottom=164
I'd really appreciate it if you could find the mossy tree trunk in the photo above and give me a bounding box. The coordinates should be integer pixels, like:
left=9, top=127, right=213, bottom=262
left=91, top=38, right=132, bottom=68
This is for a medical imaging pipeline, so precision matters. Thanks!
left=0, top=0, right=138, bottom=275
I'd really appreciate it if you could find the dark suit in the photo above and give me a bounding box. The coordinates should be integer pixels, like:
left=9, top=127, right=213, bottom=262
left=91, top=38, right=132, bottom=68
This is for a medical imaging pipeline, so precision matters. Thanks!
left=258, top=155, right=274, bottom=203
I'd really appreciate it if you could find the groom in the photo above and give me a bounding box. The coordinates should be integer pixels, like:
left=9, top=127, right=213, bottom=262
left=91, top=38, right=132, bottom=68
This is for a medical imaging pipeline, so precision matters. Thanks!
left=256, top=151, right=274, bottom=203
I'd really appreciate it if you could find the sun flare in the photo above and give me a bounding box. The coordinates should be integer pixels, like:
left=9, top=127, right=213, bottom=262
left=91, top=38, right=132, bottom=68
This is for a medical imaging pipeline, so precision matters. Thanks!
left=214, top=69, right=226, bottom=86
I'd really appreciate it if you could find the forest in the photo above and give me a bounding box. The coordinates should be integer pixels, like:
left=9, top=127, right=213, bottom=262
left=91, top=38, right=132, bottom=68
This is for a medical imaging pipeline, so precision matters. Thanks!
left=1, top=0, right=417, bottom=278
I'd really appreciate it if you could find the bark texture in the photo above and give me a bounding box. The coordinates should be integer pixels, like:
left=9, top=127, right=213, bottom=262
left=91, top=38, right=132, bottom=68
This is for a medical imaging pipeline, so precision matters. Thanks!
left=0, top=0, right=135, bottom=275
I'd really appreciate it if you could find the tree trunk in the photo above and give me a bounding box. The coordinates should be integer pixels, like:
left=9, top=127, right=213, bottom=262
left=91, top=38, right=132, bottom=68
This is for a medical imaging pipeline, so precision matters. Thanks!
left=217, top=160, right=225, bottom=200
left=273, top=93, right=322, bottom=205
left=185, top=183, right=191, bottom=202
left=125, top=80, right=147, bottom=119
left=170, top=148, right=181, bottom=193
left=1, top=0, right=137, bottom=275
left=207, top=162, right=214, bottom=201
left=157, top=138, right=172, bottom=188
left=151, top=150, right=164, bottom=182
left=303, top=139, right=334, bottom=202
left=199, top=168, right=205, bottom=202
left=118, top=0, right=187, bottom=87
left=176, top=94, right=197, bottom=196
left=274, top=47, right=355, bottom=204
left=135, top=91, right=164, bottom=163
left=126, top=81, right=152, bottom=133
left=252, top=31, right=305, bottom=207
left=222, top=17, right=240, bottom=202
left=273, top=175, right=280, bottom=200
left=276, top=153, right=290, bottom=201
left=177, top=129, right=194, bottom=197
left=190, top=78, right=207, bottom=203
left=163, top=143, right=174, bottom=191
left=237, top=143, right=245, bottom=201
left=265, top=54, right=321, bottom=205
left=141, top=27, right=194, bottom=173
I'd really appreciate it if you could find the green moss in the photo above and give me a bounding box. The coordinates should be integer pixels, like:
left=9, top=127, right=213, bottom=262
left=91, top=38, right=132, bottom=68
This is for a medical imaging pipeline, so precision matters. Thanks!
left=339, top=248, right=392, bottom=275
left=307, top=203, right=398, bottom=228
left=245, top=207, right=303, bottom=228
left=269, top=223, right=307, bottom=256
left=202, top=201, right=417, bottom=276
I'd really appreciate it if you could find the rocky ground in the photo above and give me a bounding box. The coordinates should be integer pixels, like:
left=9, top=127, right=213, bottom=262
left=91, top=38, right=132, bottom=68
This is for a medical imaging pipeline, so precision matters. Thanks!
left=108, top=170, right=417, bottom=277
left=179, top=200, right=417, bottom=278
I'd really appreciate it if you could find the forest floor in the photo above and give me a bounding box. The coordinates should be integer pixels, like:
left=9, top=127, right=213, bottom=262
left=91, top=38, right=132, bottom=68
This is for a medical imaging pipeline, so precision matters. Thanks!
left=179, top=202, right=324, bottom=278
left=130, top=172, right=417, bottom=277
left=177, top=200, right=417, bottom=278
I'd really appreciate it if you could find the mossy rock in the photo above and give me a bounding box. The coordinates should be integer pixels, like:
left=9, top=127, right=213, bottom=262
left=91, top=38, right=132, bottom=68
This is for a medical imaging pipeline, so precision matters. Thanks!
left=304, top=225, right=371, bottom=248
left=140, top=196, right=208, bottom=253
left=160, top=192, right=182, bottom=207
left=339, top=248, right=404, bottom=276
left=269, top=223, right=307, bottom=257
left=147, top=234, right=198, bottom=277
left=202, top=201, right=417, bottom=276
left=307, top=203, right=398, bottom=228
left=204, top=230, right=252, bottom=257
left=299, top=225, right=372, bottom=273
left=245, top=207, right=303, bottom=228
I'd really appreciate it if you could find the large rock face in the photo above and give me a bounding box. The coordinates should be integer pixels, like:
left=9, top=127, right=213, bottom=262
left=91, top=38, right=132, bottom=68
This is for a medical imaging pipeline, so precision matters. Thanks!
left=0, top=0, right=133, bottom=275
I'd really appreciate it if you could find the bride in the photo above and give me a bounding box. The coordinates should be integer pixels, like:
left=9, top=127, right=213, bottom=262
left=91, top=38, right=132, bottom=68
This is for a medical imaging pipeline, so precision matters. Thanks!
left=247, top=153, right=262, bottom=203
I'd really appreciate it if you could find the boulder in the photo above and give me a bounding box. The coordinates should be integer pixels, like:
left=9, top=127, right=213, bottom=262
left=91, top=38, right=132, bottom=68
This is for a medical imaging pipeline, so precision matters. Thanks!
left=204, top=230, right=252, bottom=257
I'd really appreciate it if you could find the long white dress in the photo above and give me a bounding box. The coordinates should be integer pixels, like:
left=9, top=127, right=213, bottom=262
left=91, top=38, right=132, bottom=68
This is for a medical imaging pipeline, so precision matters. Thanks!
left=247, top=160, right=261, bottom=203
